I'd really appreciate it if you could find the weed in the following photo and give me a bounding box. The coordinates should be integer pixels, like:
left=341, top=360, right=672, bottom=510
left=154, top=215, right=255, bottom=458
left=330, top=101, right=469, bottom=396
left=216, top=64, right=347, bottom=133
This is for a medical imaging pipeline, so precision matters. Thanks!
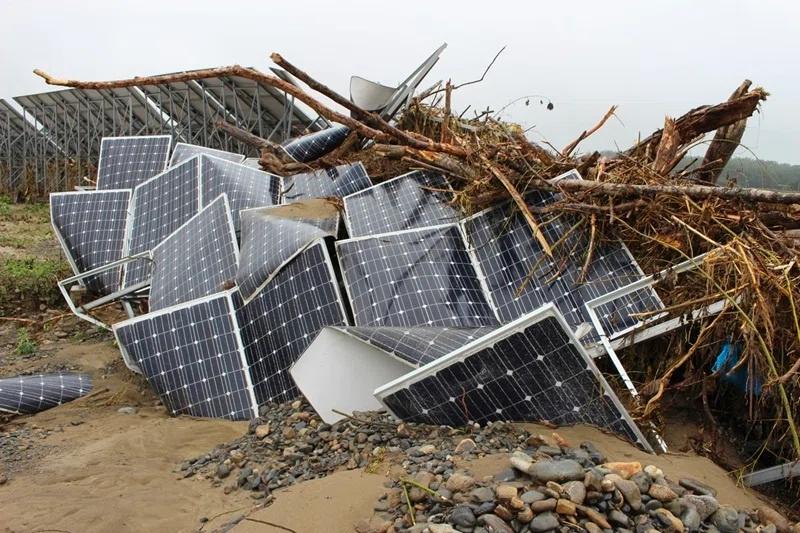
left=0, top=234, right=27, bottom=249
left=14, top=328, right=37, bottom=355
left=0, top=257, right=71, bottom=310
left=0, top=196, right=11, bottom=204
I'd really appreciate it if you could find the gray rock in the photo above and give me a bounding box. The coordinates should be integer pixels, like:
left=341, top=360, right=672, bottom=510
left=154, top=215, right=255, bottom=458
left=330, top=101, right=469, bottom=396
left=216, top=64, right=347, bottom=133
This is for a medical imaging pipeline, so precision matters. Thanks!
left=474, top=529, right=489, bottom=533
left=475, top=502, right=496, bottom=516
left=761, top=524, right=776, bottom=533
left=215, top=463, right=230, bottom=479
left=681, top=507, right=701, bottom=532
left=526, top=459, right=585, bottom=483
left=615, top=479, right=642, bottom=511
left=682, top=495, right=719, bottom=521
left=472, top=486, right=496, bottom=503
left=645, top=499, right=663, bottom=512
left=450, top=506, right=477, bottom=528
left=429, top=525, right=458, bottom=533
left=585, top=523, right=603, bottom=533
left=539, top=445, right=563, bottom=456
left=563, top=480, right=586, bottom=504
left=679, top=478, right=717, bottom=497
left=711, top=505, right=741, bottom=533
left=117, top=407, right=137, bottom=415
left=630, top=472, right=651, bottom=494
left=530, top=512, right=560, bottom=533
left=479, top=514, right=515, bottom=533
left=609, top=510, right=630, bottom=527
left=493, top=468, right=520, bottom=482
left=521, top=490, right=546, bottom=504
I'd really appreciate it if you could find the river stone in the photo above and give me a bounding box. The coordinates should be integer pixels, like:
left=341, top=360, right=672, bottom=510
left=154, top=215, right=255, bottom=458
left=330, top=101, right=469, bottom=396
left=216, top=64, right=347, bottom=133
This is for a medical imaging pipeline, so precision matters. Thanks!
left=655, top=509, right=685, bottom=533
left=682, top=494, right=719, bottom=521
left=510, top=456, right=533, bottom=474
left=615, top=478, right=642, bottom=511
left=681, top=507, right=701, bottom=532
left=429, top=525, right=458, bottom=533
left=711, top=506, right=741, bottom=533
left=530, top=512, right=560, bottom=533
left=630, top=471, right=651, bottom=494
left=531, top=499, right=557, bottom=513
left=679, top=478, right=717, bottom=497
left=496, top=484, right=518, bottom=501
left=527, top=459, right=585, bottom=483
left=518, top=506, right=534, bottom=523
left=446, top=473, right=476, bottom=492
left=609, top=510, right=630, bottom=527
left=450, top=506, right=477, bottom=528
left=603, top=461, right=643, bottom=479
left=584, top=470, right=604, bottom=492
left=757, top=505, right=791, bottom=533
left=475, top=502, right=496, bottom=516
left=493, top=469, right=520, bottom=483
left=649, top=483, right=678, bottom=502
left=479, top=514, right=515, bottom=533
left=585, top=523, right=603, bottom=533
left=454, top=438, right=477, bottom=455
left=556, top=499, right=577, bottom=516
left=645, top=499, right=663, bottom=512
left=495, top=504, right=514, bottom=521
left=521, top=490, right=546, bottom=504
left=472, top=486, right=496, bottom=503
left=562, top=481, right=586, bottom=504
left=539, top=445, right=563, bottom=456
left=762, top=525, right=777, bottom=533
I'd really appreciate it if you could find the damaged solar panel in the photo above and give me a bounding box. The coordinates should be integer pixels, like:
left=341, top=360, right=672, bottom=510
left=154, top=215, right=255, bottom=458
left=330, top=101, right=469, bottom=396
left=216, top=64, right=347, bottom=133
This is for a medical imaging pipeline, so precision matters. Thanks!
left=281, top=124, right=350, bottom=162
left=96, top=135, right=172, bottom=190
left=282, top=162, right=372, bottom=203
left=170, top=142, right=245, bottom=167
left=0, top=373, right=92, bottom=415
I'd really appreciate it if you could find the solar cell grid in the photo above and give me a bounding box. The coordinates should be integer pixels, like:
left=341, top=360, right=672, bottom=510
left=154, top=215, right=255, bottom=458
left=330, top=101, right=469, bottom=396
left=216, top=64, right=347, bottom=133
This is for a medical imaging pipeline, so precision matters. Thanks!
left=282, top=162, right=372, bottom=203
left=336, top=225, right=499, bottom=328
left=281, top=124, right=350, bottom=162
left=149, top=195, right=239, bottom=312
left=96, top=135, right=172, bottom=190
left=0, top=373, right=92, bottom=415
left=113, top=292, right=257, bottom=420
left=343, top=170, right=460, bottom=238
left=50, top=189, right=131, bottom=295
left=170, top=142, right=245, bottom=167
left=234, top=241, right=349, bottom=405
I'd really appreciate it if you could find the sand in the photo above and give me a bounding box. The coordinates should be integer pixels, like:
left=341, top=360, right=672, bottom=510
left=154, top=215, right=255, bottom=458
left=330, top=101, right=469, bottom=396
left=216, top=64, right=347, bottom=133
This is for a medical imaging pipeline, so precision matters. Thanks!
left=0, top=340, right=784, bottom=533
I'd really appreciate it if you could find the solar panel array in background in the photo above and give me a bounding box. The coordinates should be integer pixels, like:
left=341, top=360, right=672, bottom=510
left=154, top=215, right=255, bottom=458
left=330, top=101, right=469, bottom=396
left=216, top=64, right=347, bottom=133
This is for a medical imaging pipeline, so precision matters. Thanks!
left=198, top=155, right=282, bottom=230
left=123, top=157, right=201, bottom=287
left=337, top=225, right=499, bottom=328
left=376, top=305, right=652, bottom=451
left=0, top=373, right=92, bottom=415
left=282, top=163, right=372, bottom=203
left=236, top=202, right=339, bottom=302
left=113, top=293, right=257, bottom=420
left=281, top=124, right=350, bottom=163
left=343, top=171, right=459, bottom=238
left=170, top=143, right=245, bottom=167
left=96, top=136, right=172, bottom=190
left=235, top=241, right=349, bottom=405
left=50, top=190, right=131, bottom=295
left=149, top=195, right=239, bottom=312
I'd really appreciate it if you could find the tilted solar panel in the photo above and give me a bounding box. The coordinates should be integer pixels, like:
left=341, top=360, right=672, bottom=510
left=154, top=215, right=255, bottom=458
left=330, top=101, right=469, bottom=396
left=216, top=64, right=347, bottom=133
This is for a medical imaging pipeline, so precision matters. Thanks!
left=170, top=142, right=245, bottom=167
left=282, top=162, right=372, bottom=203
left=281, top=124, right=350, bottom=163
left=0, top=373, right=92, bottom=415
left=96, top=135, right=172, bottom=190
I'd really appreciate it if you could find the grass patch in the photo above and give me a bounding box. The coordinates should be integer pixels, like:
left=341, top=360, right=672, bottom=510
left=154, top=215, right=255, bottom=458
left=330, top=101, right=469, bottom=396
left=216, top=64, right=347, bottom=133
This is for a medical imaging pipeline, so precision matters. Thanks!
left=14, top=328, right=37, bottom=355
left=0, top=257, right=72, bottom=309
left=0, top=234, right=27, bottom=249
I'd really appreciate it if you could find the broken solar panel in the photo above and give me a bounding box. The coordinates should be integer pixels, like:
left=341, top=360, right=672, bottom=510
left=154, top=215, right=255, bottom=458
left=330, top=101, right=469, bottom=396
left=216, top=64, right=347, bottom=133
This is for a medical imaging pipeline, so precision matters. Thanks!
left=242, top=158, right=261, bottom=169
left=96, top=135, right=172, bottom=190
left=462, top=180, right=662, bottom=343
left=375, top=304, right=653, bottom=451
left=336, top=225, right=499, bottom=328
left=343, top=170, right=459, bottom=238
left=170, top=143, right=245, bottom=167
left=234, top=240, right=349, bottom=405
left=282, top=162, right=372, bottom=203
left=113, top=292, right=258, bottom=420
left=149, top=195, right=239, bottom=312
left=236, top=199, right=340, bottom=303
left=50, top=189, right=131, bottom=295
left=199, top=155, right=282, bottom=230
left=281, top=124, right=350, bottom=162
left=0, top=373, right=92, bottom=415
left=123, top=156, right=201, bottom=287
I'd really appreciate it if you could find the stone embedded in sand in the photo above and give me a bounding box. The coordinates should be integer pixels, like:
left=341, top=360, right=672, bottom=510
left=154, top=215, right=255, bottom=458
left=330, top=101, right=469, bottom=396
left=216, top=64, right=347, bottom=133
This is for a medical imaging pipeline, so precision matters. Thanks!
left=530, top=511, right=560, bottom=533
left=117, top=407, right=136, bottom=415
left=526, top=459, right=585, bottom=483
left=480, top=514, right=514, bottom=533
left=678, top=477, right=717, bottom=497
left=556, top=498, right=577, bottom=516
left=682, top=494, right=719, bottom=521
left=757, top=505, right=791, bottom=533
left=649, top=483, right=679, bottom=502
left=446, top=473, right=476, bottom=492
left=655, top=508, right=685, bottom=533
left=454, top=438, right=477, bottom=455
left=215, top=463, right=230, bottom=479
left=510, top=456, right=533, bottom=474
left=429, top=524, right=458, bottom=533
left=254, top=424, right=271, bottom=439
left=449, top=506, right=477, bottom=528
left=495, top=484, right=517, bottom=501
left=614, top=478, right=642, bottom=510
left=418, top=444, right=437, bottom=456
left=602, top=461, right=643, bottom=479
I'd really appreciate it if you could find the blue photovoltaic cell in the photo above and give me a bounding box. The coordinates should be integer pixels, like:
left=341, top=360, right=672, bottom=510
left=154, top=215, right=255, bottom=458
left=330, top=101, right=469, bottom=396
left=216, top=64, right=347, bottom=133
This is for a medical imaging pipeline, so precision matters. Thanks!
left=282, top=162, right=372, bottom=203
left=96, top=135, right=172, bottom=190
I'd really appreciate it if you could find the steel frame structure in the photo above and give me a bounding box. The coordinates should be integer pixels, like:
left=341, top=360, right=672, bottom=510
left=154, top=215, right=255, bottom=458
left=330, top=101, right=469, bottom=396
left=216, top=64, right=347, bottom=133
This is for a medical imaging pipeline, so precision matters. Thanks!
left=0, top=68, right=320, bottom=195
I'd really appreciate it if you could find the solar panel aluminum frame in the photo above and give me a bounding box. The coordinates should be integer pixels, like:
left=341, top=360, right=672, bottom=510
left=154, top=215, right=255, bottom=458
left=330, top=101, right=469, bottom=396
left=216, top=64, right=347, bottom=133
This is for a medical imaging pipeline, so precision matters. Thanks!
left=374, top=302, right=654, bottom=453
left=112, top=290, right=259, bottom=419
left=170, top=142, right=245, bottom=167
left=96, top=135, right=172, bottom=190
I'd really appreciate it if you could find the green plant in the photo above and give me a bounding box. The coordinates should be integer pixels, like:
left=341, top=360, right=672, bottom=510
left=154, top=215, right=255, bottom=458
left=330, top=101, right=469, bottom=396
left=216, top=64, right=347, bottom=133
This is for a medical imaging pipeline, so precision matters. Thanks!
left=14, top=328, right=37, bottom=355
left=0, top=257, right=72, bottom=309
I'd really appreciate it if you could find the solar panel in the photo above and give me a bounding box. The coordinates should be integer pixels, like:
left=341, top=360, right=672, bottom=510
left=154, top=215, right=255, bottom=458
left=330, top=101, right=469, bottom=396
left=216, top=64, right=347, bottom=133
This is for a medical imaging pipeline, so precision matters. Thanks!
left=113, top=292, right=258, bottom=420
left=50, top=189, right=131, bottom=295
left=336, top=225, right=499, bottom=328
left=0, top=373, right=92, bottom=415
left=149, top=195, right=239, bottom=312
left=242, top=158, right=262, bottom=169
left=96, top=135, right=172, bottom=190
left=462, top=181, right=662, bottom=342
left=343, top=170, right=460, bottom=238
left=234, top=240, right=349, bottom=405
left=123, top=156, right=201, bottom=287
left=282, top=162, right=373, bottom=203
left=198, top=155, right=282, bottom=230
left=170, top=142, right=245, bottom=167
left=236, top=200, right=340, bottom=303
left=281, top=124, right=350, bottom=163
left=375, top=303, right=653, bottom=451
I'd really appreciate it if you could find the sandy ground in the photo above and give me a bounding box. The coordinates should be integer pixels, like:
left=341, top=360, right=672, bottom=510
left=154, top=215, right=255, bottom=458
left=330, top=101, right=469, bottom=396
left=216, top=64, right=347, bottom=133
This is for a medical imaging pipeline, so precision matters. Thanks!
left=0, top=339, right=785, bottom=533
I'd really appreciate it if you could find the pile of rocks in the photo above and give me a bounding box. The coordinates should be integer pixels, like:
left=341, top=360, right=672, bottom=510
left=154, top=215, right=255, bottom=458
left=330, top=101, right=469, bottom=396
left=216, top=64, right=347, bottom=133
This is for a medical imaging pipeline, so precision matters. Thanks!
left=180, top=400, right=545, bottom=498
left=364, top=436, right=797, bottom=533
left=0, top=422, right=76, bottom=481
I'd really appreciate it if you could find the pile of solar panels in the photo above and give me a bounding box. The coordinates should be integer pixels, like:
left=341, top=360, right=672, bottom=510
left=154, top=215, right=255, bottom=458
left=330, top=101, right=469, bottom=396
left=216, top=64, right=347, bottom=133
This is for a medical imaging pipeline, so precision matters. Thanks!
left=51, top=134, right=664, bottom=452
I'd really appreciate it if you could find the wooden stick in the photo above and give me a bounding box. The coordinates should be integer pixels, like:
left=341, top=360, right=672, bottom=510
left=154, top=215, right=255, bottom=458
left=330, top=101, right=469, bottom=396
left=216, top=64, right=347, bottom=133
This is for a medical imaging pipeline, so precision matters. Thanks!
left=697, top=80, right=753, bottom=184
left=441, top=80, right=452, bottom=143
left=562, top=106, right=617, bottom=158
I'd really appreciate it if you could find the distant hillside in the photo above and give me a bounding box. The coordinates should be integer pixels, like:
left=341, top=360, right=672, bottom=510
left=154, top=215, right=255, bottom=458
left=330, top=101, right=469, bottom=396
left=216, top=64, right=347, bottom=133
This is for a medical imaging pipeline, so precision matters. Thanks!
left=599, top=151, right=800, bottom=191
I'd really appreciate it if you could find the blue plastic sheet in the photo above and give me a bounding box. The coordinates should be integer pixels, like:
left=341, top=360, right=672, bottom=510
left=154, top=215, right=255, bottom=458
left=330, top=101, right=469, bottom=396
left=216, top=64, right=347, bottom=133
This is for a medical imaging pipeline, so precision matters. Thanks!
left=712, top=341, right=763, bottom=396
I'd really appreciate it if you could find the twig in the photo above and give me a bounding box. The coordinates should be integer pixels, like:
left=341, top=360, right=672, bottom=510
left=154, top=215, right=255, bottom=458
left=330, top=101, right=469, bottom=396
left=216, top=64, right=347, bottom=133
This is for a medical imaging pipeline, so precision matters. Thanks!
left=402, top=482, right=416, bottom=525
left=562, top=106, right=618, bottom=158
left=244, top=518, right=298, bottom=533
left=399, top=478, right=453, bottom=504
left=441, top=80, right=452, bottom=143
left=0, top=316, right=37, bottom=324
left=577, top=214, right=597, bottom=284
left=427, top=46, right=507, bottom=97
left=197, top=505, right=252, bottom=531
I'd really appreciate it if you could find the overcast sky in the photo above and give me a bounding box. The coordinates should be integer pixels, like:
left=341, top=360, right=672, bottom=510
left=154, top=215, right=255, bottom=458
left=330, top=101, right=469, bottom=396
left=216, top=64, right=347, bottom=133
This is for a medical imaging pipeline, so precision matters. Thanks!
left=2, top=0, right=798, bottom=163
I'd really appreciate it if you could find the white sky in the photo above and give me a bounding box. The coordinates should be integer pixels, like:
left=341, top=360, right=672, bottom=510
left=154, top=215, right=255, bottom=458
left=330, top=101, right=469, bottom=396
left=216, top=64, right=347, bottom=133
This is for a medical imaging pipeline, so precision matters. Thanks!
left=1, top=0, right=798, bottom=163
